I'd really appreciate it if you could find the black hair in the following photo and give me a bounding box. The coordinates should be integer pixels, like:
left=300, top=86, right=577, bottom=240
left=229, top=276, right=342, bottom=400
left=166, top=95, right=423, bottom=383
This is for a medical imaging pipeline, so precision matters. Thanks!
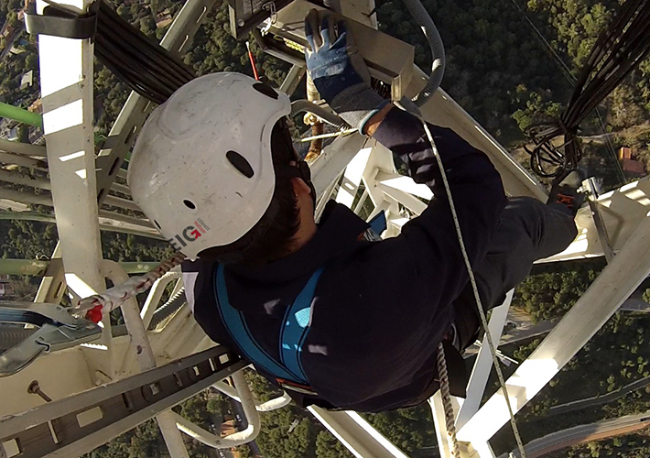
left=198, top=117, right=304, bottom=266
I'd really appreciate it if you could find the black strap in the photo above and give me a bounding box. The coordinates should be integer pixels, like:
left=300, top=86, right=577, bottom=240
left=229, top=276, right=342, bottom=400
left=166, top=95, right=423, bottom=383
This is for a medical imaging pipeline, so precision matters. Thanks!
left=25, top=2, right=98, bottom=40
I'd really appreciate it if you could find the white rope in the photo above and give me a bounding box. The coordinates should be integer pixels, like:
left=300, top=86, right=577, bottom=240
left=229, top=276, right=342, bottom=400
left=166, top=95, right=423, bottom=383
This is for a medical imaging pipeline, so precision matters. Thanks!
left=436, top=342, right=460, bottom=457
left=74, top=252, right=186, bottom=315
left=419, top=118, right=527, bottom=458
left=298, top=128, right=357, bottom=143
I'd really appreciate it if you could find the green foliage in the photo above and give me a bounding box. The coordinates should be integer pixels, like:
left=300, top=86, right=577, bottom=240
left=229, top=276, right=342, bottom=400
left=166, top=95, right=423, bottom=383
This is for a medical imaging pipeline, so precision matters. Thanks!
left=242, top=370, right=355, bottom=458
left=0, top=219, right=57, bottom=260
left=83, top=391, right=229, bottom=458
left=364, top=406, right=437, bottom=454
left=513, top=258, right=606, bottom=322
left=377, top=0, right=575, bottom=140
left=642, top=288, right=650, bottom=304
left=315, top=430, right=355, bottom=458
left=182, top=1, right=289, bottom=85
left=511, top=338, right=542, bottom=362
left=376, top=0, right=650, bottom=186
left=83, top=419, right=166, bottom=458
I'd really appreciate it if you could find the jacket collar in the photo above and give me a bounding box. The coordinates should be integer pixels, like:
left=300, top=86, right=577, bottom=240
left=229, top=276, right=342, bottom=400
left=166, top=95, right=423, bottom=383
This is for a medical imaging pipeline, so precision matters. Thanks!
left=227, top=202, right=369, bottom=283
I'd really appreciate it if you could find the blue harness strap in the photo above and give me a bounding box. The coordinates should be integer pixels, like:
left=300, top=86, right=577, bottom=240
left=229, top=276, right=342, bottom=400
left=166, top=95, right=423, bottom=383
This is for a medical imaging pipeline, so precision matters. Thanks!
left=279, top=268, right=324, bottom=382
left=214, top=264, right=324, bottom=385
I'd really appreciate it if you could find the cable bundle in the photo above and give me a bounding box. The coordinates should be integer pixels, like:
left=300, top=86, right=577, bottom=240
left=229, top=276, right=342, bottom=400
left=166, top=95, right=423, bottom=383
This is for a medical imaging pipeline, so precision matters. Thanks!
left=526, top=0, right=650, bottom=180
left=94, top=0, right=194, bottom=104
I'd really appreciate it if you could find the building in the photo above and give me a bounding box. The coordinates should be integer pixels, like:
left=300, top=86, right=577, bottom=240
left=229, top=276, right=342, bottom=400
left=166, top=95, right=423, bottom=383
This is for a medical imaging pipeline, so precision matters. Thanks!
left=619, top=147, right=646, bottom=177
left=20, top=70, right=33, bottom=90
left=619, top=147, right=633, bottom=160
left=622, top=158, right=645, bottom=176
left=0, top=275, right=14, bottom=298
left=28, top=125, right=44, bottom=145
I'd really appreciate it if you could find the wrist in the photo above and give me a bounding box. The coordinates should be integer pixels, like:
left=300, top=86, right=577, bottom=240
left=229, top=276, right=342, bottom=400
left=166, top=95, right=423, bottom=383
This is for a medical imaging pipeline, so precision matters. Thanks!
left=330, top=84, right=389, bottom=133
left=363, top=104, right=394, bottom=136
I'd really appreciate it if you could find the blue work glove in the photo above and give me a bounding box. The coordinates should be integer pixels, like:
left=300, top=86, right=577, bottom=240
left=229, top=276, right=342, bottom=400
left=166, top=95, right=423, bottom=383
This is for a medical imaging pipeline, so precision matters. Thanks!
left=304, top=10, right=388, bottom=133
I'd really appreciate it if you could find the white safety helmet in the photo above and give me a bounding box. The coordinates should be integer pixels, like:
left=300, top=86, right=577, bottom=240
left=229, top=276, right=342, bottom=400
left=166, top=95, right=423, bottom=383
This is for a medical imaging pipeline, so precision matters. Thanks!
left=128, top=72, right=291, bottom=259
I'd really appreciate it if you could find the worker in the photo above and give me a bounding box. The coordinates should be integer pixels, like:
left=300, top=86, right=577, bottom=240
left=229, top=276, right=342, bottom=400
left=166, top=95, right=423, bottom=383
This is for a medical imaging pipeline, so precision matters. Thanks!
left=128, top=11, right=581, bottom=412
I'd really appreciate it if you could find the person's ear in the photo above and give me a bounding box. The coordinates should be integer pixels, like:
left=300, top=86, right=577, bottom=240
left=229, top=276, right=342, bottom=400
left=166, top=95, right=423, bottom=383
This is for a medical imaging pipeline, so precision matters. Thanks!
left=291, top=177, right=312, bottom=196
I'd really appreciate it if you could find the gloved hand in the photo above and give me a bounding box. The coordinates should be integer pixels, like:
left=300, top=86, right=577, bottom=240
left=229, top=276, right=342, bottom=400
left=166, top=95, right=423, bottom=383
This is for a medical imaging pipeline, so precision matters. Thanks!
left=304, top=9, right=389, bottom=133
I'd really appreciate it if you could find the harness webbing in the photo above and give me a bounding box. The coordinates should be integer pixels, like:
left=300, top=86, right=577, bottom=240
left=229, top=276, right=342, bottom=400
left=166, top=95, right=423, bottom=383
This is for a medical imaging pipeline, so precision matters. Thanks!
left=279, top=268, right=324, bottom=382
left=215, top=264, right=324, bottom=385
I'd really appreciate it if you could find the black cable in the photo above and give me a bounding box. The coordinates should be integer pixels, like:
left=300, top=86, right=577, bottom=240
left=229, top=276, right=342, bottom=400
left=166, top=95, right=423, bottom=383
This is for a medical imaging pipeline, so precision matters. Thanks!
left=93, top=0, right=195, bottom=104
left=39, top=0, right=195, bottom=104
left=524, top=0, right=650, bottom=181
left=98, top=2, right=192, bottom=84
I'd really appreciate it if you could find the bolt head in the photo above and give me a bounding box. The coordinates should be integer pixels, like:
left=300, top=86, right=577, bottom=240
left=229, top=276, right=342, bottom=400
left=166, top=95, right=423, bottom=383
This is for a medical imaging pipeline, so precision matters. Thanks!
left=27, top=380, right=39, bottom=394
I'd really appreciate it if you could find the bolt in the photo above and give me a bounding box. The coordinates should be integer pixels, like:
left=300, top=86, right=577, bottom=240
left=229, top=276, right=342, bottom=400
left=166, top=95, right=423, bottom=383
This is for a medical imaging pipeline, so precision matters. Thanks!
left=27, top=380, right=52, bottom=402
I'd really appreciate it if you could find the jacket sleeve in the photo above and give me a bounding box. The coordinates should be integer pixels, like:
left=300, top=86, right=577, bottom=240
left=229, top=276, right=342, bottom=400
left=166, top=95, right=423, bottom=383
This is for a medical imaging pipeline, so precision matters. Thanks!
left=371, top=107, right=507, bottom=307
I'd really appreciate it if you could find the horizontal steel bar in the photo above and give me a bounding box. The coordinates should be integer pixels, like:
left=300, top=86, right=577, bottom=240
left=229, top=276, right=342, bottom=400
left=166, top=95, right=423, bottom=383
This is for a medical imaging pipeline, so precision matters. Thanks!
left=0, top=138, right=46, bottom=157
left=0, top=259, right=161, bottom=276
left=0, top=168, right=50, bottom=190
left=0, top=186, right=143, bottom=214
left=0, top=151, right=47, bottom=169
left=0, top=211, right=161, bottom=239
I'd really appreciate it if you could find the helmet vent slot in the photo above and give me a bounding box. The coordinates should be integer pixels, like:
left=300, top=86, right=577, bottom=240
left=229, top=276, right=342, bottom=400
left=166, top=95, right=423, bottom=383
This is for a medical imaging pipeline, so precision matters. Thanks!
left=252, top=82, right=279, bottom=100
left=183, top=200, right=196, bottom=210
left=226, top=150, right=255, bottom=178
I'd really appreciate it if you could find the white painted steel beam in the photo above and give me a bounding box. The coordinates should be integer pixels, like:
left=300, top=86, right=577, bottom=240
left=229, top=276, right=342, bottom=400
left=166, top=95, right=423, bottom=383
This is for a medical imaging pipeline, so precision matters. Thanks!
left=336, top=145, right=373, bottom=207
left=455, top=291, right=513, bottom=430
left=140, top=272, right=182, bottom=329
left=457, top=212, right=650, bottom=444
left=309, top=408, right=410, bottom=458
left=311, top=133, right=369, bottom=198
left=0, top=138, right=46, bottom=157
left=35, top=245, right=66, bottom=303
left=430, top=393, right=455, bottom=458
left=375, top=171, right=433, bottom=200
left=101, top=261, right=190, bottom=458
left=0, top=151, right=47, bottom=169
left=544, top=176, right=650, bottom=262
left=0, top=347, right=93, bottom=418
left=584, top=178, right=615, bottom=263
left=0, top=348, right=245, bottom=458
left=36, top=0, right=113, bottom=378
left=212, top=380, right=292, bottom=411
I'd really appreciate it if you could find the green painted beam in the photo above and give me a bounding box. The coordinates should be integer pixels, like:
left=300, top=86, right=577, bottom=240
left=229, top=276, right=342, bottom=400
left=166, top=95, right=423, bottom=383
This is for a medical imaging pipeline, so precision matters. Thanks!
left=0, top=259, right=159, bottom=276
left=0, top=211, right=162, bottom=240
left=0, top=102, right=43, bottom=128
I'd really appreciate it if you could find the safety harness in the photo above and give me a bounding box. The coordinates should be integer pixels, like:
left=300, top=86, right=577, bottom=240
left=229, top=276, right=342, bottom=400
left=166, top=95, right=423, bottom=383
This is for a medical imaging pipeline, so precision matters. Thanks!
left=215, top=264, right=324, bottom=394
left=213, top=212, right=387, bottom=397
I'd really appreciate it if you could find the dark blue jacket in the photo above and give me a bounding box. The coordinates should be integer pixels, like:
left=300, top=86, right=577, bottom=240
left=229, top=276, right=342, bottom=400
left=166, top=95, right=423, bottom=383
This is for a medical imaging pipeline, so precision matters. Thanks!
left=182, top=107, right=507, bottom=412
